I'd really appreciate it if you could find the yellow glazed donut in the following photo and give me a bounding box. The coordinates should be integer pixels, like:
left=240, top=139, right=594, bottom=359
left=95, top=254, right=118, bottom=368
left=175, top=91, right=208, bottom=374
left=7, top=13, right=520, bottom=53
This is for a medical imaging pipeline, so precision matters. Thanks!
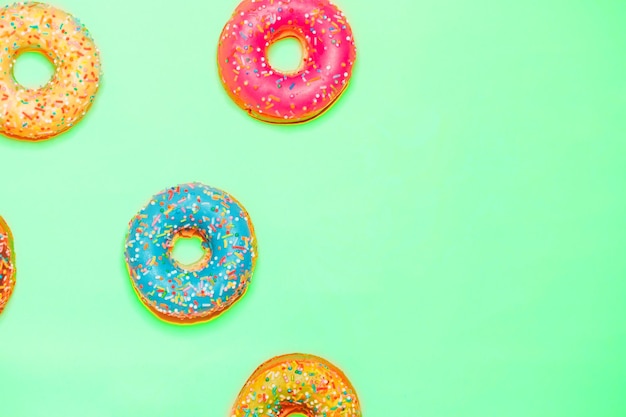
left=231, top=353, right=362, bottom=417
left=0, top=2, right=101, bottom=141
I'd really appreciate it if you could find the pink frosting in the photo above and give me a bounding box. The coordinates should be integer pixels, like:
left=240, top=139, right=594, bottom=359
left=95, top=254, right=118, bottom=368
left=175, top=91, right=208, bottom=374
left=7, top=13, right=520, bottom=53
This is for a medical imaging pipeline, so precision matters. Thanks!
left=218, top=0, right=357, bottom=123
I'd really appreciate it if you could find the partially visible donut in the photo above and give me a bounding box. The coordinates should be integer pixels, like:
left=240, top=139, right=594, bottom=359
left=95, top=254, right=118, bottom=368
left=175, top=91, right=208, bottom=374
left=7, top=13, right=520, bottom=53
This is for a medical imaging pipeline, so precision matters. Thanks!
left=218, top=0, right=357, bottom=124
left=0, top=216, right=16, bottom=315
left=231, top=353, right=362, bottom=417
left=0, top=2, right=102, bottom=141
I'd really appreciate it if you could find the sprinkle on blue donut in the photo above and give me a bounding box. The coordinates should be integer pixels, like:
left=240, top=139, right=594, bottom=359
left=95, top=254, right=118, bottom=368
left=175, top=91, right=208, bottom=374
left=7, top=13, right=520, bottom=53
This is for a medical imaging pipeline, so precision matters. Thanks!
left=124, top=183, right=257, bottom=324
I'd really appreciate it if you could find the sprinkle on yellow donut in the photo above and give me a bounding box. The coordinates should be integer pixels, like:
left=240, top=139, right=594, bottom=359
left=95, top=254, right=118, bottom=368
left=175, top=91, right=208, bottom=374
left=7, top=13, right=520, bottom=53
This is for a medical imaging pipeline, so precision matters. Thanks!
left=232, top=353, right=362, bottom=417
left=0, top=2, right=101, bottom=141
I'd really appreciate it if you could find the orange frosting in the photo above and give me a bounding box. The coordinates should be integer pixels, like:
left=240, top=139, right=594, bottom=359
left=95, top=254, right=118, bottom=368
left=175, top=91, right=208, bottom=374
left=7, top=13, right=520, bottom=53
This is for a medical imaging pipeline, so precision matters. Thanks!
left=232, top=353, right=362, bottom=417
left=0, top=2, right=101, bottom=141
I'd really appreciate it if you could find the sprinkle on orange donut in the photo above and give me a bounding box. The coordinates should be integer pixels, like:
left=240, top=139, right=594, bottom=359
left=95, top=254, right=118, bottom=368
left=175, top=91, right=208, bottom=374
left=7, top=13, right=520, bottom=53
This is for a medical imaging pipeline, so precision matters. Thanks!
left=0, top=216, right=15, bottom=316
left=231, top=353, right=362, bottom=417
left=218, top=0, right=357, bottom=124
left=0, top=2, right=102, bottom=141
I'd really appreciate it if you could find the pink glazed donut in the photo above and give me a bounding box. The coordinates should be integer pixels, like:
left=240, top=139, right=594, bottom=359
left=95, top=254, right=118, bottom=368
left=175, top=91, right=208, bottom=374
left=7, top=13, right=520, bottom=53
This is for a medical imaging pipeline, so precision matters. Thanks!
left=217, top=0, right=357, bottom=124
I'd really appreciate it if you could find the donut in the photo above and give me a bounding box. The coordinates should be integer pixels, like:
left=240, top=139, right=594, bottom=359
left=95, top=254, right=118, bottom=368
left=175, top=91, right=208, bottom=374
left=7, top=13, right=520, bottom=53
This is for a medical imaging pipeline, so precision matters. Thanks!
left=217, top=0, right=356, bottom=124
left=231, top=353, right=362, bottom=417
left=0, top=2, right=101, bottom=141
left=124, top=183, right=257, bottom=324
left=0, top=216, right=16, bottom=316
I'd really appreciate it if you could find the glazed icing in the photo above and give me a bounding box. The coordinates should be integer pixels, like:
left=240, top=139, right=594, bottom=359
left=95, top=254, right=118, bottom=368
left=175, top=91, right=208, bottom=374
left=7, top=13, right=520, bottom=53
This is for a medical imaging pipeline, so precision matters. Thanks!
left=218, top=0, right=356, bottom=123
left=231, top=353, right=362, bottom=417
left=0, top=2, right=101, bottom=141
left=124, top=183, right=257, bottom=324
left=0, top=216, right=15, bottom=316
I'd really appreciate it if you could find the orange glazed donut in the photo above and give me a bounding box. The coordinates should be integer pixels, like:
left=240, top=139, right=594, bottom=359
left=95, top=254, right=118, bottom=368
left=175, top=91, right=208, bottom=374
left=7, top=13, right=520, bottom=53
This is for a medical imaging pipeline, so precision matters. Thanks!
left=231, top=353, right=362, bottom=417
left=0, top=2, right=101, bottom=141
left=0, top=216, right=15, bottom=315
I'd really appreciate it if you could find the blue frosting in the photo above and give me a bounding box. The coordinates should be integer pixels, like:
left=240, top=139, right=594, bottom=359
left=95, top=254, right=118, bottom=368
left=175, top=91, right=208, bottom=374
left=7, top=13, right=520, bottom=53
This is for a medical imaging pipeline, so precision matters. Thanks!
left=124, top=183, right=257, bottom=322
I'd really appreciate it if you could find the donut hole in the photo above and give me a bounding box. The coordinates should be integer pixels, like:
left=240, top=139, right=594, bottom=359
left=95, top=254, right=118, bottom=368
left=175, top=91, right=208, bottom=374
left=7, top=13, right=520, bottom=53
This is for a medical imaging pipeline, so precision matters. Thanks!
left=267, top=36, right=304, bottom=74
left=12, top=51, right=55, bottom=89
left=280, top=404, right=313, bottom=417
left=170, top=230, right=211, bottom=271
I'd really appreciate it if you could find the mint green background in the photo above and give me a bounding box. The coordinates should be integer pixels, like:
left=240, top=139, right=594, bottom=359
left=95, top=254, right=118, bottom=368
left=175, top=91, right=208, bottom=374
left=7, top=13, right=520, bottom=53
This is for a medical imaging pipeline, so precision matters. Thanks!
left=1, top=0, right=625, bottom=415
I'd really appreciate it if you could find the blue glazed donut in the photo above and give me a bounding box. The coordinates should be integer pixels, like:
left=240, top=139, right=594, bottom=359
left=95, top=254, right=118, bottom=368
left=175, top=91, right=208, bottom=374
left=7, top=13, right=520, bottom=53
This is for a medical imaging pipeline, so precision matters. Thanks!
left=124, top=183, right=257, bottom=324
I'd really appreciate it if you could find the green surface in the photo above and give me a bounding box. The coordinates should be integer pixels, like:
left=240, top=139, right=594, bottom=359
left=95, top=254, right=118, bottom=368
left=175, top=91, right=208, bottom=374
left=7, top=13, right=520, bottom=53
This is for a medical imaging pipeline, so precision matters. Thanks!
left=12, top=51, right=55, bottom=89
left=171, top=236, right=208, bottom=267
left=267, top=37, right=304, bottom=73
left=1, top=0, right=625, bottom=415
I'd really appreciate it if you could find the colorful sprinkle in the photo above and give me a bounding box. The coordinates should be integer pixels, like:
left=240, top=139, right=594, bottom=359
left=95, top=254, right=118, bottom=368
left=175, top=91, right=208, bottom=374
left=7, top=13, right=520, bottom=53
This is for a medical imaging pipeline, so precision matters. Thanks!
left=217, top=0, right=357, bottom=124
left=0, top=2, right=102, bottom=141
left=0, top=216, right=16, bottom=316
left=124, top=183, right=257, bottom=324
left=231, top=353, right=362, bottom=417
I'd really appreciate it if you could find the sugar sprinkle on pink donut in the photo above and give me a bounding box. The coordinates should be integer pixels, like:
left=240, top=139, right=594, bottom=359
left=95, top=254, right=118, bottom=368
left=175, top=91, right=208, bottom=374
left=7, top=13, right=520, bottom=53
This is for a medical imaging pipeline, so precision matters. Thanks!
left=218, top=0, right=357, bottom=124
